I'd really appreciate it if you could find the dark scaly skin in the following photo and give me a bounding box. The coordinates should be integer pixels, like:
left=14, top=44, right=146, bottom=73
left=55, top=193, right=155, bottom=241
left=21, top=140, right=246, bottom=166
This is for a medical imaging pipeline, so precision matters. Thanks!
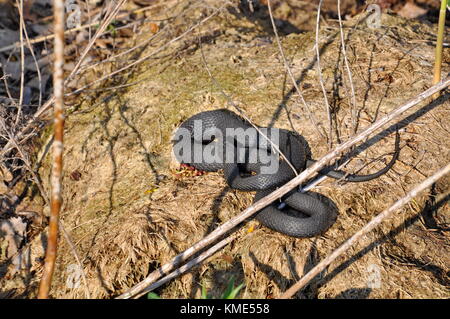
left=253, top=189, right=337, bottom=238
left=305, top=130, right=401, bottom=183
left=173, top=109, right=400, bottom=237
left=223, top=129, right=309, bottom=191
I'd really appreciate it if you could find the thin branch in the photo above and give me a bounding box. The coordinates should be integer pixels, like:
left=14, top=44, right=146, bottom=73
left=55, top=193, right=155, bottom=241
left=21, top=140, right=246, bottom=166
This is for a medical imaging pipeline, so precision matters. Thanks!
left=433, top=0, right=447, bottom=86
left=74, top=26, right=163, bottom=75
left=2, top=73, right=18, bottom=109
left=0, top=0, right=129, bottom=158
left=0, top=121, right=90, bottom=298
left=266, top=0, right=326, bottom=140
left=20, top=2, right=44, bottom=108
left=137, top=235, right=237, bottom=298
left=315, top=0, right=333, bottom=148
left=15, top=0, right=25, bottom=127
left=0, top=1, right=171, bottom=53
left=117, top=77, right=450, bottom=299
left=279, top=162, right=450, bottom=299
left=66, top=0, right=127, bottom=84
left=66, top=5, right=224, bottom=97
left=37, top=0, right=65, bottom=299
left=337, top=0, right=357, bottom=134
left=0, top=118, right=46, bottom=198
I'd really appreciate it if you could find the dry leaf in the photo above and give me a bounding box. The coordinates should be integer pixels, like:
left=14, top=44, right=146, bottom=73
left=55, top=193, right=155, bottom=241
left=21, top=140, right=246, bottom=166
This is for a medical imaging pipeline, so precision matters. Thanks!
left=397, top=2, right=427, bottom=19
left=0, top=217, right=28, bottom=274
left=149, top=22, right=159, bottom=34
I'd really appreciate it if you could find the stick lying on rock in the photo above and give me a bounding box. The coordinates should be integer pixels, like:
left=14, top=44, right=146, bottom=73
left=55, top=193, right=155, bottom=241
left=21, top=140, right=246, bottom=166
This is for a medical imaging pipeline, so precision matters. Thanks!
left=117, top=78, right=449, bottom=299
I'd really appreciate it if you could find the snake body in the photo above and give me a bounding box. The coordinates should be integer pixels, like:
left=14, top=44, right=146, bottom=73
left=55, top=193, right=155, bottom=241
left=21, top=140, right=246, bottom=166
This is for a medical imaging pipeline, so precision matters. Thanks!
left=173, top=109, right=399, bottom=237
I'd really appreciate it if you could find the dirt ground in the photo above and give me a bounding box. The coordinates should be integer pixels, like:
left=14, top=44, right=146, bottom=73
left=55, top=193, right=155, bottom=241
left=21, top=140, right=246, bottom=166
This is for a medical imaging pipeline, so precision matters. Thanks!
left=0, top=0, right=449, bottom=299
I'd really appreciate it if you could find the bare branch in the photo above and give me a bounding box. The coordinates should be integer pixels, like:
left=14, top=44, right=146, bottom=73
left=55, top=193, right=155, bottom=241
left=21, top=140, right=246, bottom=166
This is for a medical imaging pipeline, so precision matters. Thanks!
left=0, top=2, right=171, bottom=53
left=66, top=0, right=127, bottom=84
left=0, top=3, right=224, bottom=158
left=137, top=235, right=237, bottom=298
left=315, top=0, right=333, bottom=148
left=117, top=77, right=450, bottom=299
left=37, top=0, right=65, bottom=299
left=433, top=0, right=447, bottom=86
left=14, top=0, right=25, bottom=127
left=337, top=0, right=358, bottom=134
left=266, top=0, right=326, bottom=140
left=67, top=5, right=224, bottom=97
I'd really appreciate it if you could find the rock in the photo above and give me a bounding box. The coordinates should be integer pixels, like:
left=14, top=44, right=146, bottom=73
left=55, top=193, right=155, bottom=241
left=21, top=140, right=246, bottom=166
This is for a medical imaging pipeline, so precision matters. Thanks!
left=34, top=3, right=450, bottom=299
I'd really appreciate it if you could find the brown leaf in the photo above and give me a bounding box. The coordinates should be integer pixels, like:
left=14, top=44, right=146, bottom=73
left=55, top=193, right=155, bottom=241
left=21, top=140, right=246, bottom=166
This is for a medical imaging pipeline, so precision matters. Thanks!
left=220, top=254, right=234, bottom=265
left=149, top=22, right=159, bottom=34
left=397, top=2, right=427, bottom=19
left=0, top=217, right=28, bottom=274
left=70, top=170, right=82, bottom=181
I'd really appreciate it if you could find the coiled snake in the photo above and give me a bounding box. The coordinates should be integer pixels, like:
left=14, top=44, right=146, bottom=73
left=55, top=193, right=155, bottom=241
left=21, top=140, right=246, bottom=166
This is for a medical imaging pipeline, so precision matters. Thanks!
left=173, top=109, right=399, bottom=237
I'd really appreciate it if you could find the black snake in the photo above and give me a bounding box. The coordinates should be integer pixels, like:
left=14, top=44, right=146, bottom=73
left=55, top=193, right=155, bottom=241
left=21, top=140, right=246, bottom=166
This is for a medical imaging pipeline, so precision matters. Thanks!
left=172, top=109, right=400, bottom=237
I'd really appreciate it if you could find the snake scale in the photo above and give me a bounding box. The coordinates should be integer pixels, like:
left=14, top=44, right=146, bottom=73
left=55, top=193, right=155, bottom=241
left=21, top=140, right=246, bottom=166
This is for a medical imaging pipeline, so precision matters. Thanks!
left=172, top=109, right=399, bottom=237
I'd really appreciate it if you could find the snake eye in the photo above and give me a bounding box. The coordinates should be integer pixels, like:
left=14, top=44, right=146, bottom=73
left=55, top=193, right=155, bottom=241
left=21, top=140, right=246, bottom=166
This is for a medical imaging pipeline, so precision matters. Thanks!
left=235, top=163, right=259, bottom=177
left=201, top=135, right=217, bottom=145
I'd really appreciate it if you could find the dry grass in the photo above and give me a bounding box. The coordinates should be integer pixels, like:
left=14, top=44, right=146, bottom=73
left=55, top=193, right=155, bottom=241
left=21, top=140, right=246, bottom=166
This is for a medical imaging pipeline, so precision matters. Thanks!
left=1, top=1, right=449, bottom=299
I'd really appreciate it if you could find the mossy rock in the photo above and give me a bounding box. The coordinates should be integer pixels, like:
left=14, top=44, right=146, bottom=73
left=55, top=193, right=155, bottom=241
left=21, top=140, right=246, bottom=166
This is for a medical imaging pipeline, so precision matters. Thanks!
left=30, top=5, right=450, bottom=299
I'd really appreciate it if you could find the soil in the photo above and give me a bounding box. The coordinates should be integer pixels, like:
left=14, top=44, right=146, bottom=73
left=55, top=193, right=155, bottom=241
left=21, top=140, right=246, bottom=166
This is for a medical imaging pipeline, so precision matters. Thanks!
left=0, top=0, right=449, bottom=299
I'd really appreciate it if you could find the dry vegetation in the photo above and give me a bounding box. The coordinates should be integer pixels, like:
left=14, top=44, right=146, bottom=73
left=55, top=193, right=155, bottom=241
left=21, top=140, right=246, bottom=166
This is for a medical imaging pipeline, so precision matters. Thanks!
left=0, top=0, right=449, bottom=299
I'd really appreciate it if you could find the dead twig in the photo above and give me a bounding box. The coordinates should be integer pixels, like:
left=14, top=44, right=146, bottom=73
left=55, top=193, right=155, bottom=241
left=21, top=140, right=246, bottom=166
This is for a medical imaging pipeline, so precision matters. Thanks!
left=0, top=4, right=224, bottom=159
left=66, top=5, right=223, bottom=97
left=279, top=162, right=450, bottom=299
left=266, top=0, right=326, bottom=140
left=66, top=0, right=127, bottom=84
left=37, top=0, right=65, bottom=299
left=433, top=0, right=447, bottom=87
left=138, top=235, right=237, bottom=297
left=75, top=26, right=163, bottom=75
left=20, top=1, right=44, bottom=108
left=337, top=0, right=357, bottom=134
left=315, top=0, right=333, bottom=148
left=0, top=0, right=129, bottom=158
left=0, top=117, right=48, bottom=205
left=117, top=77, right=450, bottom=299
left=14, top=0, right=25, bottom=127
left=0, top=1, right=172, bottom=53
